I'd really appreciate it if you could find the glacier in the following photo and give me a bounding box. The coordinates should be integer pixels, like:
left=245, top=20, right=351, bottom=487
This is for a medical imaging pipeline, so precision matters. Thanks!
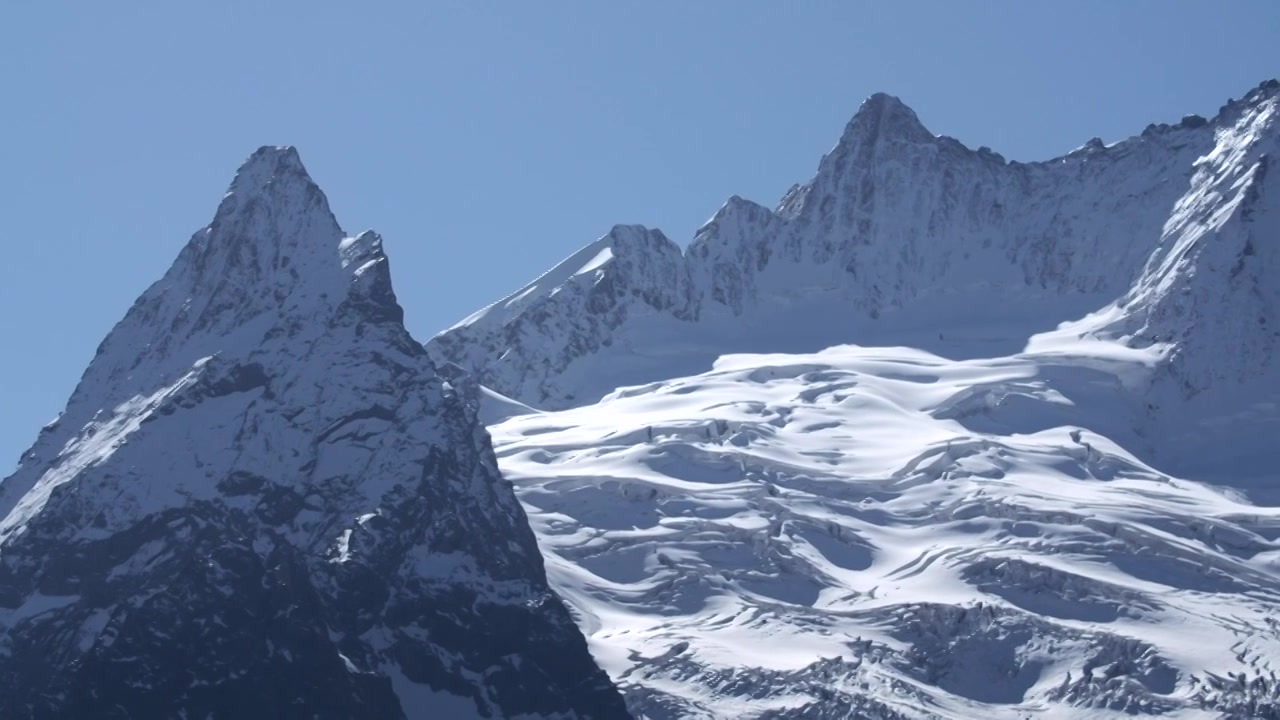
left=1, top=75, right=1278, bottom=719
left=431, top=79, right=1280, bottom=718
left=489, top=344, right=1280, bottom=719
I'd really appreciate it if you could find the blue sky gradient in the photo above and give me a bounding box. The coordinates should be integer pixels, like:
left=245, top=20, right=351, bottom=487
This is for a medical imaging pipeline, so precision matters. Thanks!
left=2, top=1, right=1278, bottom=470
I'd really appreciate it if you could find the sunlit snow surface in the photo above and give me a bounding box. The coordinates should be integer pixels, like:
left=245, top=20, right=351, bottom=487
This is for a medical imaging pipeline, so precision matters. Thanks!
left=490, top=336, right=1280, bottom=719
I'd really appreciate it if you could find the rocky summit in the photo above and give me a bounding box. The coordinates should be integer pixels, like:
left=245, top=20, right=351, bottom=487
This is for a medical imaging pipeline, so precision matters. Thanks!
left=0, top=147, right=630, bottom=719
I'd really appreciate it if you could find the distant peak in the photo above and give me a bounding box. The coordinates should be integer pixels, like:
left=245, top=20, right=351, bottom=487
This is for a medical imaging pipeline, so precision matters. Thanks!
left=606, top=223, right=657, bottom=239
left=1213, top=78, right=1280, bottom=125
left=704, top=194, right=772, bottom=226
left=227, top=145, right=310, bottom=194
left=33, top=146, right=373, bottom=445
left=210, top=145, right=336, bottom=237
left=605, top=223, right=675, bottom=246
left=1242, top=78, right=1280, bottom=110
left=248, top=144, right=301, bottom=164
left=859, top=92, right=921, bottom=120
left=838, top=91, right=932, bottom=147
left=601, top=224, right=682, bottom=259
left=862, top=92, right=911, bottom=112
left=179, top=145, right=347, bottom=320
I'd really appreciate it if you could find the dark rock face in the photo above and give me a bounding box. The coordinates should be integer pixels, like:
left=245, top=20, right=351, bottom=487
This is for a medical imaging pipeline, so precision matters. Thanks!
left=0, top=147, right=630, bottom=719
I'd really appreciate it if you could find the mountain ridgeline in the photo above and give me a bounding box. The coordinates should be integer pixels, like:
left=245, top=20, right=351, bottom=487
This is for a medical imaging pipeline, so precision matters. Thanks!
left=429, top=79, right=1280, bottom=720
left=428, top=80, right=1280, bottom=483
left=0, top=148, right=630, bottom=719
left=1, top=77, right=1278, bottom=720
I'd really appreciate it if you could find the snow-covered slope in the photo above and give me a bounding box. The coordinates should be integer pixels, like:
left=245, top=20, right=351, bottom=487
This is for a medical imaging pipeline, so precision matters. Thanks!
left=430, top=78, right=1280, bottom=718
left=0, top=148, right=630, bottom=719
left=431, top=224, right=693, bottom=407
left=428, top=80, right=1280, bottom=483
left=490, top=342, right=1280, bottom=719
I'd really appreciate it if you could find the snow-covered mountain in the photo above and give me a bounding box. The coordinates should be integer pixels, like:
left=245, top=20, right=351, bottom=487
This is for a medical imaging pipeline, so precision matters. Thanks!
left=431, top=79, right=1280, bottom=718
left=428, top=79, right=1280, bottom=484
left=5, top=76, right=1277, bottom=720
left=0, top=147, right=630, bottom=719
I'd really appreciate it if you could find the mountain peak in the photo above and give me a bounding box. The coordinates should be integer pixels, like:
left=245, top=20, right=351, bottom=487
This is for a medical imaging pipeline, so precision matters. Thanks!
left=213, top=145, right=334, bottom=232
left=24, top=147, right=358, bottom=453
left=838, top=91, right=932, bottom=145
left=0, top=145, right=631, bottom=717
left=862, top=91, right=910, bottom=111
left=227, top=145, right=308, bottom=192
left=192, top=146, right=348, bottom=303
left=1246, top=77, right=1280, bottom=103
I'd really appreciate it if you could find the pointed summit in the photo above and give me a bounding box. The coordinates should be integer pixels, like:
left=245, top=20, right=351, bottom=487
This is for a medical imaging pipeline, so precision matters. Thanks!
left=213, top=146, right=335, bottom=241
left=838, top=91, right=932, bottom=146
left=206, top=145, right=342, bottom=270
left=44, top=147, right=358, bottom=426
left=0, top=146, right=372, bottom=527
left=0, top=147, right=631, bottom=718
left=860, top=91, right=914, bottom=115
left=798, top=92, right=937, bottom=211
left=227, top=145, right=309, bottom=192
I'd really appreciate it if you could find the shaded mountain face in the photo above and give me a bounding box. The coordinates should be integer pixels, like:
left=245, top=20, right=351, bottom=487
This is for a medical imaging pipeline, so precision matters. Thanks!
left=427, top=81, right=1280, bottom=482
left=0, top=148, right=630, bottom=719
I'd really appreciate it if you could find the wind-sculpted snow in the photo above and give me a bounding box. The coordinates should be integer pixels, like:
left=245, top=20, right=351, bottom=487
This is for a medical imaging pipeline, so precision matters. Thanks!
left=0, top=148, right=629, bottom=719
left=490, top=343, right=1280, bottom=719
left=432, top=80, right=1280, bottom=486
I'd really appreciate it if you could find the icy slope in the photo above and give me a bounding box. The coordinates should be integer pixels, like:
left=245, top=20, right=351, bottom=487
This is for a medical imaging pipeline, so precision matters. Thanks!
left=429, top=81, right=1280, bottom=476
left=489, top=342, right=1280, bottom=719
left=0, top=148, right=629, bottom=719
left=1102, top=89, right=1280, bottom=485
left=438, top=78, right=1280, bottom=717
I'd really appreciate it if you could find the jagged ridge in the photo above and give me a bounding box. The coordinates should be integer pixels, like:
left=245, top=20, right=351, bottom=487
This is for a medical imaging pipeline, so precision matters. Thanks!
left=0, top=147, right=631, bottom=719
left=427, top=79, right=1280, bottom=482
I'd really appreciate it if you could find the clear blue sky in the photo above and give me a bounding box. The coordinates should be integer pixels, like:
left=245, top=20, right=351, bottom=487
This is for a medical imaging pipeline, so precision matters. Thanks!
left=2, top=1, right=1277, bottom=471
